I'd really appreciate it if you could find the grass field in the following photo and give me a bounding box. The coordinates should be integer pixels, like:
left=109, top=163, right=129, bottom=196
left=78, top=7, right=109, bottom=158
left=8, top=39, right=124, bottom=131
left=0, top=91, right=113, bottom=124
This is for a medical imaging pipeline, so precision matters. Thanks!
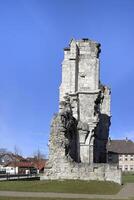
left=0, top=198, right=100, bottom=200
left=0, top=198, right=88, bottom=200
left=122, top=173, right=134, bottom=183
left=0, top=180, right=121, bottom=195
left=0, top=198, right=130, bottom=200
left=0, top=174, right=134, bottom=200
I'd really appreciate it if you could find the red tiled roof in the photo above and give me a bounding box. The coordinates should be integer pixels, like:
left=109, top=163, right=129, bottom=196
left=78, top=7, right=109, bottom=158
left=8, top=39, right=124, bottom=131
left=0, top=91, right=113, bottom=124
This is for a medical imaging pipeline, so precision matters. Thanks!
left=5, top=161, right=34, bottom=168
left=6, top=159, right=47, bottom=170
left=33, top=161, right=46, bottom=170
left=26, top=158, right=48, bottom=170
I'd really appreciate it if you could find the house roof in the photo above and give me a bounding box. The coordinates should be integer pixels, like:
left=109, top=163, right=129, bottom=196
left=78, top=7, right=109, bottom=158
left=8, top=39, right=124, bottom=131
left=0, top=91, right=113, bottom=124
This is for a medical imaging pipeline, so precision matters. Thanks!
left=5, top=159, right=48, bottom=170
left=5, top=161, right=34, bottom=168
left=26, top=158, right=48, bottom=170
left=107, top=139, right=134, bottom=154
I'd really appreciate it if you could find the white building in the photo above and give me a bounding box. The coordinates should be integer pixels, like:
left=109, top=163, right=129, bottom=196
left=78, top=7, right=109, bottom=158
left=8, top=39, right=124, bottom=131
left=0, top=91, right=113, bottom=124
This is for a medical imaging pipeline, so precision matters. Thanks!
left=107, top=139, right=134, bottom=172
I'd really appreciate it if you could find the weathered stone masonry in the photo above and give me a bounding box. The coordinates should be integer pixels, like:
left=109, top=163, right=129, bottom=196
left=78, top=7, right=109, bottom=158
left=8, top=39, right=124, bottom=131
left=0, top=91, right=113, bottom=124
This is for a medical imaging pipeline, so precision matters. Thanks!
left=41, top=39, right=122, bottom=184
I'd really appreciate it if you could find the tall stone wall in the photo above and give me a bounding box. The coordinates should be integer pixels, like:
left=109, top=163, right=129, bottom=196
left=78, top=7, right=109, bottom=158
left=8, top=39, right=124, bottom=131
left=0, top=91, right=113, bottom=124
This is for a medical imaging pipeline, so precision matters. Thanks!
left=59, top=39, right=111, bottom=163
left=41, top=39, right=122, bottom=184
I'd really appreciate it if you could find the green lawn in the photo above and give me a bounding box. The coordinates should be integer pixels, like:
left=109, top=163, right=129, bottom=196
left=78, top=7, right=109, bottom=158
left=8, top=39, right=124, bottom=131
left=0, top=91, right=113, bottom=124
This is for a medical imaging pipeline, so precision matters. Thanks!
left=122, top=173, right=134, bottom=183
left=0, top=180, right=121, bottom=195
left=0, top=198, right=93, bottom=200
left=0, top=198, right=129, bottom=200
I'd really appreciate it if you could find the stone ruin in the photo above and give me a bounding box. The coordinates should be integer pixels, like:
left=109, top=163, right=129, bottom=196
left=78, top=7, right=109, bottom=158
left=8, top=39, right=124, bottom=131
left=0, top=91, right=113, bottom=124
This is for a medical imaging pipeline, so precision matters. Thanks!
left=41, top=39, right=122, bottom=184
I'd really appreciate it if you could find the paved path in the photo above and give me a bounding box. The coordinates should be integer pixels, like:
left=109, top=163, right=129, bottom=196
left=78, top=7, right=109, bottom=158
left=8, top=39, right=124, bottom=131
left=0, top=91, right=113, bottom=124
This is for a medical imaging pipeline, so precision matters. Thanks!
left=0, top=183, right=134, bottom=199
left=117, top=183, right=134, bottom=199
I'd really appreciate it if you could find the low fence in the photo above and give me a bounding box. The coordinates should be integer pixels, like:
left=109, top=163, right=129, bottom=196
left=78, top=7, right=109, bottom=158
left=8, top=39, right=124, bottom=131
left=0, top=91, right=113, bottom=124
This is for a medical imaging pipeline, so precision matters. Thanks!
left=0, top=174, right=40, bottom=181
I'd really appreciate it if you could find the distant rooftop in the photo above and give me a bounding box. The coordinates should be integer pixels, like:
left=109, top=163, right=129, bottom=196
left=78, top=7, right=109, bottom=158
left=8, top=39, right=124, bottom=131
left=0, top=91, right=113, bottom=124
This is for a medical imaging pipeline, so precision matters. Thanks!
left=107, top=139, right=134, bottom=154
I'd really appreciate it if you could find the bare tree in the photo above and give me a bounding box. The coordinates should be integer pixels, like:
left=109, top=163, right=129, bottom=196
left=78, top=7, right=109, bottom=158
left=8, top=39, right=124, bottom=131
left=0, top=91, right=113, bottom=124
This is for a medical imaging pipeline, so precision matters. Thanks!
left=14, top=145, right=22, bottom=157
left=13, top=145, right=23, bottom=174
left=31, top=149, right=46, bottom=173
left=33, top=148, right=46, bottom=161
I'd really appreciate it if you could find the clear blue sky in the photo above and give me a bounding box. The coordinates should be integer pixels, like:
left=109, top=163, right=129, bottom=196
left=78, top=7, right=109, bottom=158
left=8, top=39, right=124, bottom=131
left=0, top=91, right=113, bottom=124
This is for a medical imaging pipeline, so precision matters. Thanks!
left=0, top=0, right=134, bottom=157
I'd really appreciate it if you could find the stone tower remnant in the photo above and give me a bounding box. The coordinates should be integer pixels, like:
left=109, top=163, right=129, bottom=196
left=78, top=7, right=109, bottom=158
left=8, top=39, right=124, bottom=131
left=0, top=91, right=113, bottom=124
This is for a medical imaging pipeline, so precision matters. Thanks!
left=41, top=39, right=122, bottom=184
